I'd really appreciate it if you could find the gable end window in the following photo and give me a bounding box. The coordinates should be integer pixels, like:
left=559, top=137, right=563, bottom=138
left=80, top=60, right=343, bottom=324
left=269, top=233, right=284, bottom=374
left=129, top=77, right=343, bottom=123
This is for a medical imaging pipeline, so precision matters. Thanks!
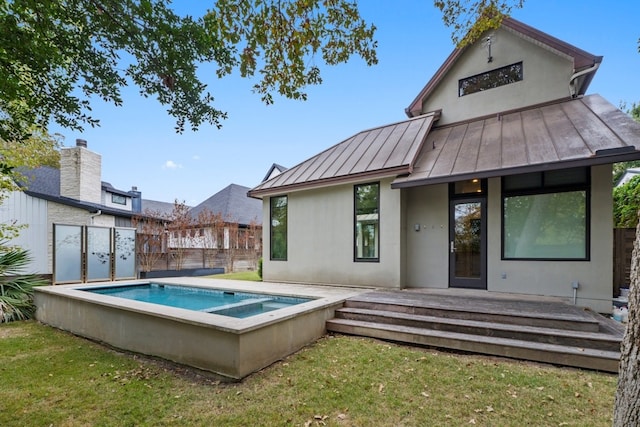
left=354, top=183, right=380, bottom=262
left=111, top=194, right=126, bottom=205
left=459, top=62, right=523, bottom=97
left=270, top=195, right=287, bottom=261
left=502, top=167, right=590, bottom=261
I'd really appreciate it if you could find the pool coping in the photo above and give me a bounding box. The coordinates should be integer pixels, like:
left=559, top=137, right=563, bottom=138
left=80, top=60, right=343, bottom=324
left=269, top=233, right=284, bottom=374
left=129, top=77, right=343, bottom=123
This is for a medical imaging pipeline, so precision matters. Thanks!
left=34, top=278, right=370, bottom=379
left=35, top=278, right=367, bottom=334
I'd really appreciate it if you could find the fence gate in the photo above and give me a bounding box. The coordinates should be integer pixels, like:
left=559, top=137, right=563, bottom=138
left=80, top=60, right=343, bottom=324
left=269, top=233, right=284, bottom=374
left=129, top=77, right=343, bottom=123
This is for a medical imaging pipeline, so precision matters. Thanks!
left=53, top=224, right=136, bottom=284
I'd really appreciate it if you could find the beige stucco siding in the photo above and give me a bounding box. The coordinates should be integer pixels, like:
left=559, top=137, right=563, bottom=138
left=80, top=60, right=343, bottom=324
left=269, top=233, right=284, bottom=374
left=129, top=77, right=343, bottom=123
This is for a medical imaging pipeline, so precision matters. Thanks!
left=404, top=165, right=614, bottom=312
left=404, top=184, right=449, bottom=288
left=488, top=165, right=613, bottom=312
left=262, top=177, right=402, bottom=288
left=422, top=27, right=574, bottom=125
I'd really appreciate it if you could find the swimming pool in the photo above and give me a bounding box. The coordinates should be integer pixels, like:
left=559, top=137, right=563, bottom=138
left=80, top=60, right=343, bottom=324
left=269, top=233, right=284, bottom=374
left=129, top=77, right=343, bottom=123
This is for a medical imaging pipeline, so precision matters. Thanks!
left=87, top=283, right=313, bottom=318
left=34, top=278, right=366, bottom=380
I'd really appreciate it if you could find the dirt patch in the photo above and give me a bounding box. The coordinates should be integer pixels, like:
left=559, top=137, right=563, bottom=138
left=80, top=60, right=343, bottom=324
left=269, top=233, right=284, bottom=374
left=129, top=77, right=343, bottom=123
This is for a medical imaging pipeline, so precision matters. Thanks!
left=0, top=327, right=28, bottom=339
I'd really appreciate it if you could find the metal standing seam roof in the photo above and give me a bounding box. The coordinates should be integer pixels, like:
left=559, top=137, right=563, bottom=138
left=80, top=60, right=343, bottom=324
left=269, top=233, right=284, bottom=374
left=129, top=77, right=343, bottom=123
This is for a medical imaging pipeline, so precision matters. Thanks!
left=248, top=112, right=440, bottom=197
left=392, top=94, right=640, bottom=188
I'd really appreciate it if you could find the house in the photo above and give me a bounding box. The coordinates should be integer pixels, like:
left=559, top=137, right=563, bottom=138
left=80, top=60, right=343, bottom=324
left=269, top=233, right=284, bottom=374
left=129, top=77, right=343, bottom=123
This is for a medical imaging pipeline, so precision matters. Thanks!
left=615, top=167, right=640, bottom=187
left=1, top=139, right=146, bottom=282
left=248, top=17, right=640, bottom=313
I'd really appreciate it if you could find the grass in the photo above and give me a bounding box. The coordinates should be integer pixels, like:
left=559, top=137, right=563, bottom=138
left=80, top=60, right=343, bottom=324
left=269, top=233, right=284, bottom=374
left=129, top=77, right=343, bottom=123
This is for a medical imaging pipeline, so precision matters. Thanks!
left=1, top=321, right=616, bottom=426
left=212, top=270, right=261, bottom=281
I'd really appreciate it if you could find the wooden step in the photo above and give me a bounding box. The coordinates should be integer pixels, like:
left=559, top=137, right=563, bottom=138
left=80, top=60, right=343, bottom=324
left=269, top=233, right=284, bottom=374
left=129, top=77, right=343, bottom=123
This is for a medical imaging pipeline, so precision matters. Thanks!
left=344, top=296, right=601, bottom=332
left=333, top=307, right=621, bottom=352
left=326, top=318, right=620, bottom=373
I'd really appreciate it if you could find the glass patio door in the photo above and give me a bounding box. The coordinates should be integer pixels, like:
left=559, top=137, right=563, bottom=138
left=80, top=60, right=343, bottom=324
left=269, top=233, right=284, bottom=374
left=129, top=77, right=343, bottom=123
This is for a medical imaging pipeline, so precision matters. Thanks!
left=449, top=197, right=487, bottom=289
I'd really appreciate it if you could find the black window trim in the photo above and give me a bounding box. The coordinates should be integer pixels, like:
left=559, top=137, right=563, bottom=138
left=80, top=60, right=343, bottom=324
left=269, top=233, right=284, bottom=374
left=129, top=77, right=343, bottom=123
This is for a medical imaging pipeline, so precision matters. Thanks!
left=269, top=195, right=288, bottom=261
left=501, top=167, right=591, bottom=261
left=354, top=182, right=380, bottom=263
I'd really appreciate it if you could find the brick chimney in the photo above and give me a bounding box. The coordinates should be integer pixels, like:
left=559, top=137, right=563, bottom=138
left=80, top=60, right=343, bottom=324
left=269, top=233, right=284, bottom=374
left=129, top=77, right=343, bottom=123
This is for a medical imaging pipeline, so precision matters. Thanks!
left=60, top=139, right=102, bottom=204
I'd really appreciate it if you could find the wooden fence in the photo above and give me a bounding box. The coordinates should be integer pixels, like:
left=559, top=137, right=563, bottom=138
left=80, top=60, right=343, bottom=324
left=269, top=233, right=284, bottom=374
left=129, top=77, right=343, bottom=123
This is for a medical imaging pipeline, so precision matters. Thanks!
left=138, top=248, right=260, bottom=275
left=614, top=228, right=635, bottom=297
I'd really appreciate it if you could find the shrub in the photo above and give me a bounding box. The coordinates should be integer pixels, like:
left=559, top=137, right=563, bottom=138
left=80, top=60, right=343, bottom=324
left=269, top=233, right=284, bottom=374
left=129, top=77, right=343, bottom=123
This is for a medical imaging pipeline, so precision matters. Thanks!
left=257, top=257, right=263, bottom=279
left=0, top=244, right=48, bottom=322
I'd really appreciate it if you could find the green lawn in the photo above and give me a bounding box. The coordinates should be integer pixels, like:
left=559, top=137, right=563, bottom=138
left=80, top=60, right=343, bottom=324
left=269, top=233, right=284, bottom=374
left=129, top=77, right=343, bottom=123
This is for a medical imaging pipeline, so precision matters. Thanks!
left=1, top=321, right=616, bottom=426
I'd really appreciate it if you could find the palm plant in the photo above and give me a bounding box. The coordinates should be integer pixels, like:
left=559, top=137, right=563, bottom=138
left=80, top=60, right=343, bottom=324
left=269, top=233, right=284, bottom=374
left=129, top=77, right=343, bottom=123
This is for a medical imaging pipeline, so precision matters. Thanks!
left=0, top=244, right=48, bottom=322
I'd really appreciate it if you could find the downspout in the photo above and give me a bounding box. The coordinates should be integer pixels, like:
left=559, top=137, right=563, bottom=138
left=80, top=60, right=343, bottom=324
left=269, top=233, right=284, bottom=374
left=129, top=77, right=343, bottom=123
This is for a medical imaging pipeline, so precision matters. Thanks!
left=569, top=62, right=600, bottom=98
left=89, top=209, right=102, bottom=225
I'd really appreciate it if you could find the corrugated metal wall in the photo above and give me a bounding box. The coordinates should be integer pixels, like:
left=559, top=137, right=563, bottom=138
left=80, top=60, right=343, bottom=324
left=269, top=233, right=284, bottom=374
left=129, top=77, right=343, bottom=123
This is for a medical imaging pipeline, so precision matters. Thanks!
left=0, top=191, right=48, bottom=273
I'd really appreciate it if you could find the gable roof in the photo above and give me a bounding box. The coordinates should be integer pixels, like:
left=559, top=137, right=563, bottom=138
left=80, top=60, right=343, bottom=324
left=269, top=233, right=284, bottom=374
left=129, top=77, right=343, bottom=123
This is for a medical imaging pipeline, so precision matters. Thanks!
left=392, top=94, right=640, bottom=188
left=248, top=111, right=440, bottom=197
left=405, top=17, right=603, bottom=118
left=189, top=183, right=262, bottom=226
left=262, top=163, right=288, bottom=183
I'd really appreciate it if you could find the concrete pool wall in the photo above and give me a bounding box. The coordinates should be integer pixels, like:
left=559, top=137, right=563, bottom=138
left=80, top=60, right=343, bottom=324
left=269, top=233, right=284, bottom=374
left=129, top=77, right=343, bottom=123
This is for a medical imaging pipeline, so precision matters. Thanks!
left=34, top=278, right=366, bottom=380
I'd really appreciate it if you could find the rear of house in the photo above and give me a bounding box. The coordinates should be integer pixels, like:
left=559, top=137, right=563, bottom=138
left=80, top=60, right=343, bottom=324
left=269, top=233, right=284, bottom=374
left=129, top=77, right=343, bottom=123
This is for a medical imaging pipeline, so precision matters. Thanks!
left=249, top=18, right=640, bottom=313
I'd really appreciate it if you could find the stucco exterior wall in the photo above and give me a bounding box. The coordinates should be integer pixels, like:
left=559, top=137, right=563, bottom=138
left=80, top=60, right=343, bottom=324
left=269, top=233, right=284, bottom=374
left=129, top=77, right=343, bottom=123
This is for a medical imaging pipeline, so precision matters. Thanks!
left=403, top=165, right=614, bottom=312
left=422, top=27, right=574, bottom=125
left=487, top=165, right=613, bottom=312
left=404, top=184, right=449, bottom=288
left=262, top=177, right=403, bottom=288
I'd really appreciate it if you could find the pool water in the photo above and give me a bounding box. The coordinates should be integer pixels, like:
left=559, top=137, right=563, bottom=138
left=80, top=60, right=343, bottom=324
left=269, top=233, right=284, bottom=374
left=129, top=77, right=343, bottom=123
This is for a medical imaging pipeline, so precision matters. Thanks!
left=87, top=283, right=313, bottom=318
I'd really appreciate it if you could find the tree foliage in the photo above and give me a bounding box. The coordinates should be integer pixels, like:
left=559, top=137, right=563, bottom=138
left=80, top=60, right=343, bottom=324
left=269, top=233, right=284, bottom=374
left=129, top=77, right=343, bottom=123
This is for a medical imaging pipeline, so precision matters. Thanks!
left=0, top=0, right=377, bottom=141
left=613, top=175, right=640, bottom=228
left=434, top=0, right=524, bottom=46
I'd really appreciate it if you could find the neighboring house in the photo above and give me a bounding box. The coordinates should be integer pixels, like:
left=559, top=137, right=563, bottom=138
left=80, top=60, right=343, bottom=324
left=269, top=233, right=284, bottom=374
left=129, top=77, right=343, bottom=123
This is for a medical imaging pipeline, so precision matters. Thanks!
left=167, top=183, right=262, bottom=254
left=249, top=18, right=640, bottom=313
left=262, top=163, right=288, bottom=183
left=615, top=167, right=640, bottom=187
left=1, top=139, right=143, bottom=282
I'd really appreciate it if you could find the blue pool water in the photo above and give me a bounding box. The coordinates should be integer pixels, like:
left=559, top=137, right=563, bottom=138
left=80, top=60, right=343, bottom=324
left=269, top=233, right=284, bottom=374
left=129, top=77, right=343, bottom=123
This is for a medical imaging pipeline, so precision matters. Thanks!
left=87, top=283, right=313, bottom=318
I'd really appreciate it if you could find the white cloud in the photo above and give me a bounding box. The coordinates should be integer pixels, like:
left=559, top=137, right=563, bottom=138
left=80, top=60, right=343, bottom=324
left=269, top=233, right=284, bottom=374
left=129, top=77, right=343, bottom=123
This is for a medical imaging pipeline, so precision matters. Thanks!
left=192, top=155, right=201, bottom=161
left=163, top=160, right=182, bottom=169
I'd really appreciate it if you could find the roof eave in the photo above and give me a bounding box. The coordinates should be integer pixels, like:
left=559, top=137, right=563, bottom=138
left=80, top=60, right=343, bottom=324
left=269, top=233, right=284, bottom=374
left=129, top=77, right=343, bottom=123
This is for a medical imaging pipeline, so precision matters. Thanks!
left=391, top=149, right=640, bottom=189
left=248, top=166, right=411, bottom=198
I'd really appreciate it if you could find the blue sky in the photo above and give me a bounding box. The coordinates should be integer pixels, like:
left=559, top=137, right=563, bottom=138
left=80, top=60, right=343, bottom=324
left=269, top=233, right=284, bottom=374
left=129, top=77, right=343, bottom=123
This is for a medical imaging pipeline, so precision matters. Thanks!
left=50, top=1, right=640, bottom=205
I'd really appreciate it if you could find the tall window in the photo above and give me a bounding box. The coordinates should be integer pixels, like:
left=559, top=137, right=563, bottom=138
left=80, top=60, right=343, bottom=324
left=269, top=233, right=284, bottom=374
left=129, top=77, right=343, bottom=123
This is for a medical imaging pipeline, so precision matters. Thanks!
left=502, top=168, right=589, bottom=260
left=355, top=183, right=379, bottom=261
left=270, top=195, right=287, bottom=260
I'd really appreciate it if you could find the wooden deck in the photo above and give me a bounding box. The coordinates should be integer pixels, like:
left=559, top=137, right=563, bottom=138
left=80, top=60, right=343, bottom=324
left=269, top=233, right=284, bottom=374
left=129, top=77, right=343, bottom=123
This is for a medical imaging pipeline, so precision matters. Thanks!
left=326, top=289, right=624, bottom=372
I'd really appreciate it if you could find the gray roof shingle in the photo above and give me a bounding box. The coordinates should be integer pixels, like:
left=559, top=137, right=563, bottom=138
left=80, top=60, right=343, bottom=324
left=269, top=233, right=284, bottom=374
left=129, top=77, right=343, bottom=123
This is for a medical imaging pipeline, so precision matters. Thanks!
left=189, top=184, right=262, bottom=226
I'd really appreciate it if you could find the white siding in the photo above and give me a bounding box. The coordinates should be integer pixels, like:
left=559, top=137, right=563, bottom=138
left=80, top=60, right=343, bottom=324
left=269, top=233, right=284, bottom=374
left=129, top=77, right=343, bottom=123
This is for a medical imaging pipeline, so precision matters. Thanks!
left=0, top=192, right=48, bottom=273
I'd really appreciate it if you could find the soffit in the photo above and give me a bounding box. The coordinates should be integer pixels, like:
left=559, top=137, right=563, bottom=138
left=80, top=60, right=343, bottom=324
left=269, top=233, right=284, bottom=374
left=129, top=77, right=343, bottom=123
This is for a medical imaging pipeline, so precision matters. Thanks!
left=248, top=112, right=439, bottom=198
left=392, top=94, right=640, bottom=188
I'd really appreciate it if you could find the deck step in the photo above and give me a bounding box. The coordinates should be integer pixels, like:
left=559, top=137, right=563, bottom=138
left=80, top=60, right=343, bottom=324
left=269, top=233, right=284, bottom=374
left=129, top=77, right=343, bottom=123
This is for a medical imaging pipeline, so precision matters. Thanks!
left=334, top=307, right=621, bottom=352
left=326, top=318, right=620, bottom=373
left=344, top=296, right=600, bottom=332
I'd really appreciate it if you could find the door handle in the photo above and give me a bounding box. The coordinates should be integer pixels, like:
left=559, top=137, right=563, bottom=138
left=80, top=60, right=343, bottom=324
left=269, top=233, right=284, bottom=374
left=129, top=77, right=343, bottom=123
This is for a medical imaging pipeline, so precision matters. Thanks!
left=450, top=241, right=456, bottom=253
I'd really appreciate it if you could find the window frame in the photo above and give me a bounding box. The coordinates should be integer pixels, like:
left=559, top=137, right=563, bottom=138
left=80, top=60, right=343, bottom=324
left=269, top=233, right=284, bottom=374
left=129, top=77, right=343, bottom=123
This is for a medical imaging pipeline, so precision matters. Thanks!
left=501, top=168, right=591, bottom=261
left=354, top=182, right=380, bottom=263
left=111, top=193, right=127, bottom=205
left=270, top=195, right=288, bottom=261
left=458, top=61, right=523, bottom=97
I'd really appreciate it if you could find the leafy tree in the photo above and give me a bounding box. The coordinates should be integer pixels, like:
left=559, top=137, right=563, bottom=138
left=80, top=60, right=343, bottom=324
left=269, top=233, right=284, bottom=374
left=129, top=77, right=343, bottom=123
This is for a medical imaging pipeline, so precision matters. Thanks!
left=613, top=175, right=640, bottom=228
left=613, top=37, right=640, bottom=427
left=0, top=0, right=377, bottom=141
left=0, top=130, right=63, bottom=240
